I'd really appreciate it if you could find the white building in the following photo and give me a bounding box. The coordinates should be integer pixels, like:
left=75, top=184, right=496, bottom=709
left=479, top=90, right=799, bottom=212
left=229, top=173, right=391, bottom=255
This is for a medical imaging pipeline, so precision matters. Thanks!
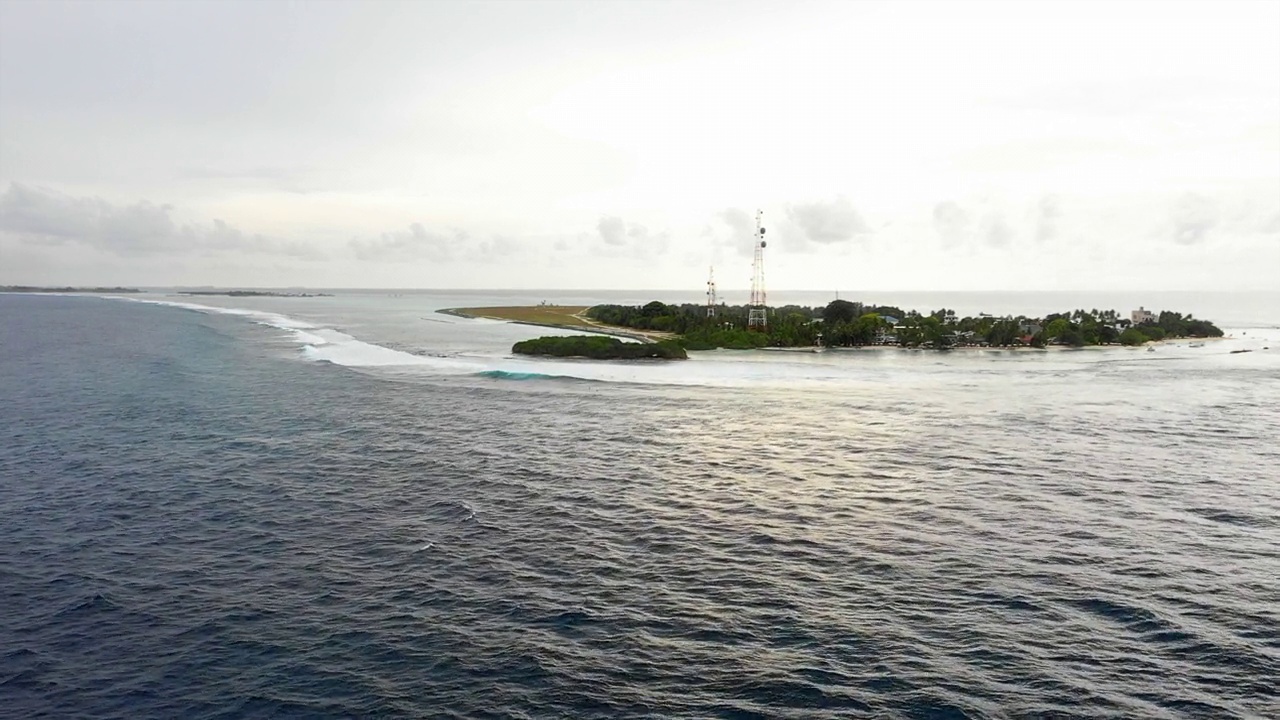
left=1132, top=306, right=1156, bottom=325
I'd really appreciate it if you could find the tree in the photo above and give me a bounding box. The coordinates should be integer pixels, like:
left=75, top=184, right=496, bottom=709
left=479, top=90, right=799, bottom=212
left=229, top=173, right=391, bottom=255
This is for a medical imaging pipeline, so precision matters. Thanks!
left=823, top=299, right=859, bottom=325
left=920, top=316, right=951, bottom=349
left=985, top=318, right=1020, bottom=347
left=1045, top=318, right=1072, bottom=341
left=1119, top=328, right=1148, bottom=346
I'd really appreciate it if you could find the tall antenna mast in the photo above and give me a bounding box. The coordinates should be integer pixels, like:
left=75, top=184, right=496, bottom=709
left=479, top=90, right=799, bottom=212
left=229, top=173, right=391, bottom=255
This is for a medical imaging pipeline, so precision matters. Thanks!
left=748, top=209, right=767, bottom=330
left=706, top=266, right=717, bottom=318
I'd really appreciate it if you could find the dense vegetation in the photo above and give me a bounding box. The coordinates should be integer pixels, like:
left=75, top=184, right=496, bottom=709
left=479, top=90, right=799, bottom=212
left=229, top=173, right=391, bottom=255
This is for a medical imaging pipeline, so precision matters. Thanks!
left=586, top=301, right=1222, bottom=351
left=512, top=335, right=688, bottom=360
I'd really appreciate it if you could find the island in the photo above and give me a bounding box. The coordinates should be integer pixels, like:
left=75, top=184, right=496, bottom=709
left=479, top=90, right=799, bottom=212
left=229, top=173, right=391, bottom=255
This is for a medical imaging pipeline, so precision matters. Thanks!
left=1, top=285, right=142, bottom=293
left=513, top=335, right=687, bottom=360
left=178, top=290, right=333, bottom=297
left=586, top=300, right=1224, bottom=350
left=444, top=300, right=1224, bottom=353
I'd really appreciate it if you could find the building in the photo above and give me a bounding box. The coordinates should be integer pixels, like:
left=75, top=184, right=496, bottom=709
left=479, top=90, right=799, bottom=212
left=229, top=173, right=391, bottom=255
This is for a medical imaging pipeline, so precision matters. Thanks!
left=1132, top=306, right=1156, bottom=325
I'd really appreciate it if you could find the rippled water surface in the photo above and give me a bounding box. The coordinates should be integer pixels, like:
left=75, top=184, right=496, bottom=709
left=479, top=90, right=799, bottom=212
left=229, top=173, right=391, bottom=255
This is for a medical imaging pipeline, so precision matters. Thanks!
left=2, top=292, right=1278, bottom=719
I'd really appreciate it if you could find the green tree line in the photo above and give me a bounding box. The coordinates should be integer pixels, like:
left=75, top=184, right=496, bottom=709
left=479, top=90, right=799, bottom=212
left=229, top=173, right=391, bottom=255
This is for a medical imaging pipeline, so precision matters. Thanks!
left=585, top=301, right=1222, bottom=351
left=512, top=335, right=688, bottom=359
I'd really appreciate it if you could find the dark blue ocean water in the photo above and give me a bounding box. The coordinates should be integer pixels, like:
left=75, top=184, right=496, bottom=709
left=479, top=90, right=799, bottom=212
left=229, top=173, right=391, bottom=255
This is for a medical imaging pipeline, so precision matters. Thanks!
left=2, top=293, right=1278, bottom=719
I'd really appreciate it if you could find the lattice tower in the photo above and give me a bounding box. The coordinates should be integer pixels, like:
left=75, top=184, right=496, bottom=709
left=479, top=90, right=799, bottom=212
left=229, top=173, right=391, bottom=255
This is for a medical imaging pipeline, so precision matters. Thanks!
left=706, top=266, right=717, bottom=318
left=748, top=210, right=767, bottom=330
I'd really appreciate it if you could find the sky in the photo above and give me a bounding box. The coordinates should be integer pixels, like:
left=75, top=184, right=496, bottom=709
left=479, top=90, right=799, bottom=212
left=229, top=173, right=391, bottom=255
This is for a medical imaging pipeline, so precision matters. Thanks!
left=1, top=0, right=1277, bottom=292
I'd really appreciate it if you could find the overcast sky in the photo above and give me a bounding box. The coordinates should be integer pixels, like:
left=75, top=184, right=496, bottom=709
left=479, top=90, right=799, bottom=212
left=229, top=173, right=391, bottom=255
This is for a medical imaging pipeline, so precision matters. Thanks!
left=1, top=0, right=1277, bottom=291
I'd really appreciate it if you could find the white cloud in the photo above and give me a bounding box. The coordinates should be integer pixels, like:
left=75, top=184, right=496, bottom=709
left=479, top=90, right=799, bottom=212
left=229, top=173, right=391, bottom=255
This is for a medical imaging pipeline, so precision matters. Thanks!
left=982, top=212, right=1014, bottom=248
left=348, top=222, right=461, bottom=262
left=786, top=196, right=870, bottom=245
left=596, top=216, right=626, bottom=246
left=591, top=215, right=670, bottom=259
left=717, top=208, right=755, bottom=258
left=932, top=201, right=970, bottom=248
left=1169, top=193, right=1218, bottom=246
left=0, top=182, right=325, bottom=259
left=1035, top=195, right=1061, bottom=243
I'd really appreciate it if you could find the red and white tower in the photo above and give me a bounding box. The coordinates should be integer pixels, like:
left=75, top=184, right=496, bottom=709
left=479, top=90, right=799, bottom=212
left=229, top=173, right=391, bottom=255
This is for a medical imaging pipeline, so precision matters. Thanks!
left=748, top=210, right=767, bottom=330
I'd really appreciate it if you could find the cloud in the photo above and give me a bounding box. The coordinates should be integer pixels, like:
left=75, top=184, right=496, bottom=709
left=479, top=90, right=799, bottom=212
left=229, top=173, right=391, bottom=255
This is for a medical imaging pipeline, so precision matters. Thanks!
left=592, top=215, right=670, bottom=257
left=1170, top=193, right=1217, bottom=245
left=467, top=234, right=523, bottom=262
left=719, top=208, right=753, bottom=236
left=0, top=182, right=325, bottom=259
left=199, top=218, right=324, bottom=259
left=625, top=222, right=670, bottom=255
left=1263, top=212, right=1280, bottom=236
left=982, top=212, right=1014, bottom=248
left=932, top=201, right=1013, bottom=249
left=932, top=201, right=970, bottom=247
left=597, top=215, right=626, bottom=245
left=0, top=182, right=176, bottom=254
left=1035, top=195, right=1061, bottom=242
left=350, top=225, right=540, bottom=264
left=348, top=222, right=460, bottom=261
left=786, top=196, right=869, bottom=245
left=718, top=208, right=755, bottom=257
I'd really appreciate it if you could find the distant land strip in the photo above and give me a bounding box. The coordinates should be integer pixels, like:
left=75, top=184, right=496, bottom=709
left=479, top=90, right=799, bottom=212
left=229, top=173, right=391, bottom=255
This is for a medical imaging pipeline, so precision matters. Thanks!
left=179, top=290, right=333, bottom=297
left=1, top=285, right=142, bottom=293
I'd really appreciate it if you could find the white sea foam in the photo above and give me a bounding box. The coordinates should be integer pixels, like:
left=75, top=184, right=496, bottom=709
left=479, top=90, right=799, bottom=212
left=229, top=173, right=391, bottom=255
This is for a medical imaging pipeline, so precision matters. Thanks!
left=476, top=353, right=853, bottom=388
left=300, top=334, right=478, bottom=372
left=121, top=297, right=318, bottom=332
left=115, top=296, right=479, bottom=373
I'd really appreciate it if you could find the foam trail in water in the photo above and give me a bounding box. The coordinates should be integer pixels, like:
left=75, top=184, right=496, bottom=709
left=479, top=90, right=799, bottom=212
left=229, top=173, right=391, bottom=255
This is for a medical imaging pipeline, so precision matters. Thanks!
left=474, top=352, right=859, bottom=388
left=115, top=297, right=480, bottom=373
left=120, top=297, right=319, bottom=333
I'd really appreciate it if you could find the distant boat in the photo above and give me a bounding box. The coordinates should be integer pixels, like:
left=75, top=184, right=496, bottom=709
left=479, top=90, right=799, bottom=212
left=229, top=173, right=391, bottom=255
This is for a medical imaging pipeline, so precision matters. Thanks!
left=1147, top=346, right=1155, bottom=352
left=1189, top=342, right=1205, bottom=348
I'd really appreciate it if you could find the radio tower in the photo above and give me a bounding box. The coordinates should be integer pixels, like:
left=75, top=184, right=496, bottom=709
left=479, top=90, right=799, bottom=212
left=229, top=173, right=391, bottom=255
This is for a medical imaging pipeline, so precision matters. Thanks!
left=706, top=266, right=717, bottom=318
left=748, top=209, right=768, bottom=330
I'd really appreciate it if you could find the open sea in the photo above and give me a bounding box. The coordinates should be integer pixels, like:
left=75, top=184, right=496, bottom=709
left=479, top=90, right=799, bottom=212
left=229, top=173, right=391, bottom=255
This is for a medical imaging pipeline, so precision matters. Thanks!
left=1, top=289, right=1278, bottom=719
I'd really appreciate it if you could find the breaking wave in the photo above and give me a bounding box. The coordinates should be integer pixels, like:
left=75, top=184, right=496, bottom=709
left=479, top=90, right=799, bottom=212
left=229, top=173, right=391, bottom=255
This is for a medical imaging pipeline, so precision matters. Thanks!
left=119, top=297, right=479, bottom=374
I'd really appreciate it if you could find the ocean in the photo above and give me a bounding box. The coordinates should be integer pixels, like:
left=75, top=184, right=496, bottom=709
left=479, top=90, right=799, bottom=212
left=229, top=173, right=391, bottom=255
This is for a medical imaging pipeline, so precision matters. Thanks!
left=1, top=290, right=1277, bottom=719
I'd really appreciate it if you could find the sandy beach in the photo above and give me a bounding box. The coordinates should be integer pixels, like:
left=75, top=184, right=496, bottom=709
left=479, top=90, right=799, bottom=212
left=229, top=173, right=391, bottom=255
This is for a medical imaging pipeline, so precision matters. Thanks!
left=438, top=305, right=676, bottom=344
